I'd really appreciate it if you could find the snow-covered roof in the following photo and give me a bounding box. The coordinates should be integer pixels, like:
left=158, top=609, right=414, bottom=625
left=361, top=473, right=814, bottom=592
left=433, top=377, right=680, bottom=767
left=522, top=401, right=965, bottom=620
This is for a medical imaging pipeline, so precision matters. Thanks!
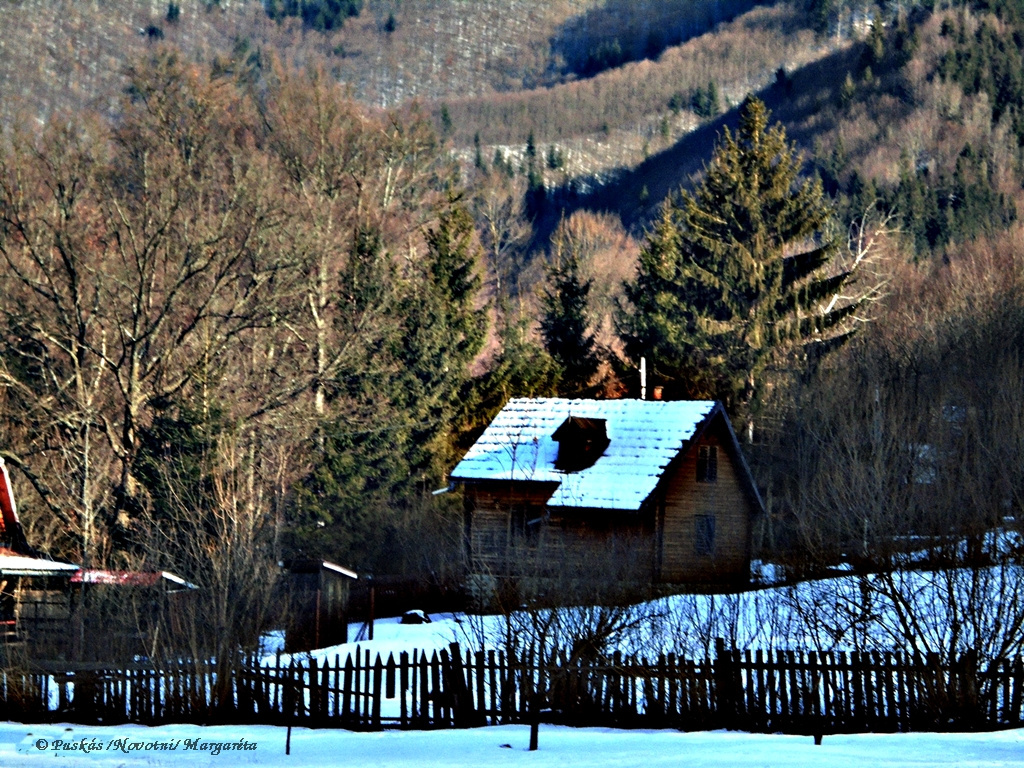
left=451, top=398, right=718, bottom=511
left=323, top=561, right=358, bottom=580
left=0, top=550, right=80, bottom=577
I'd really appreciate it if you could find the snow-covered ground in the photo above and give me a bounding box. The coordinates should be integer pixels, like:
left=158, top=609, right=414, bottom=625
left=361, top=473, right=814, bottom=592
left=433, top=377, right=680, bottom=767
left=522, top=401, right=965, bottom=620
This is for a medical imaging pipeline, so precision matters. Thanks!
left=2, top=721, right=1023, bottom=768
left=12, top=560, right=1024, bottom=766
left=270, top=560, right=1024, bottom=668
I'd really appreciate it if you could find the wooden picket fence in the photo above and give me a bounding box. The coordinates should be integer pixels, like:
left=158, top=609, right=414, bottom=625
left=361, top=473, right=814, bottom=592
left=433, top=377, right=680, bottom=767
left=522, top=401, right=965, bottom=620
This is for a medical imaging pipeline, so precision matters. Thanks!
left=1, top=641, right=1023, bottom=733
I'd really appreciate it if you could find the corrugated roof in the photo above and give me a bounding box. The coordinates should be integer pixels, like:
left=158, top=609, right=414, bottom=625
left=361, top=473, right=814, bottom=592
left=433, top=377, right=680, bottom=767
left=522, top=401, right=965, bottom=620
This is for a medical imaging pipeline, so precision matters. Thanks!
left=70, top=570, right=196, bottom=589
left=0, top=550, right=80, bottom=577
left=451, top=398, right=717, bottom=510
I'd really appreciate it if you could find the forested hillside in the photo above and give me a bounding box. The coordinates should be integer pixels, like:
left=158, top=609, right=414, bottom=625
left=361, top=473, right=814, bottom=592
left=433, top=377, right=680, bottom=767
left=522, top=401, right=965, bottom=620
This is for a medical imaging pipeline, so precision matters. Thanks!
left=0, top=0, right=764, bottom=124
left=1, top=0, right=1024, bottom=656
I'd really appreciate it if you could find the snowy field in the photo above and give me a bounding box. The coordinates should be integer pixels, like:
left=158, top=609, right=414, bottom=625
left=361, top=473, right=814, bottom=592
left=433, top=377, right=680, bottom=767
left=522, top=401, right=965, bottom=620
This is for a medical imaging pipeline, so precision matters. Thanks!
left=10, top=559, right=1024, bottom=766
left=2, top=721, right=1023, bottom=768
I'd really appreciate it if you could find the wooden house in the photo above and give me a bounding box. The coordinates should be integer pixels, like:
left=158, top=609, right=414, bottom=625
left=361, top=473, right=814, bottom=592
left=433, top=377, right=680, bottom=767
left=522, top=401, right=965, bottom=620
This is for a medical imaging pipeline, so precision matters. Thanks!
left=451, top=398, right=763, bottom=594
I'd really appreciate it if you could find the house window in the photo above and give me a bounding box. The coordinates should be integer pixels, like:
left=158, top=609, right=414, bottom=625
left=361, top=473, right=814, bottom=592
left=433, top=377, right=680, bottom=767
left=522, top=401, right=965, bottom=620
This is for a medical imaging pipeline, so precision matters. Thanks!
left=696, top=445, right=718, bottom=483
left=695, top=514, right=716, bottom=556
left=511, top=505, right=545, bottom=546
left=479, top=530, right=503, bottom=557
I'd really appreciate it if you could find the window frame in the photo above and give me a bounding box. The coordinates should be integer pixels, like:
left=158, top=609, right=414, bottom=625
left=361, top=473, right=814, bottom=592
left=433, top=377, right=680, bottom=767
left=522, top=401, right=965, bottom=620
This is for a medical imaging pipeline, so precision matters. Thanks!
left=696, top=444, right=718, bottom=483
left=694, top=513, right=716, bottom=556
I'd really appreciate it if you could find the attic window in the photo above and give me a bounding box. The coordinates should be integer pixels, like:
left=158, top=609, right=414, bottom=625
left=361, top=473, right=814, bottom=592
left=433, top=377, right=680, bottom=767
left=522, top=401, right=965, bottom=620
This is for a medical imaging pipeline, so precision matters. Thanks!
left=696, top=445, right=718, bottom=483
left=552, top=416, right=609, bottom=473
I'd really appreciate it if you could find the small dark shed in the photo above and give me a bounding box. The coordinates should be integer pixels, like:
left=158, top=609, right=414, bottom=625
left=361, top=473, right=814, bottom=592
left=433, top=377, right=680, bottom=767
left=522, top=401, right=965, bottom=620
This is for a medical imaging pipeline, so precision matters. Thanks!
left=0, top=457, right=80, bottom=653
left=282, top=560, right=357, bottom=652
left=69, top=569, right=197, bottom=660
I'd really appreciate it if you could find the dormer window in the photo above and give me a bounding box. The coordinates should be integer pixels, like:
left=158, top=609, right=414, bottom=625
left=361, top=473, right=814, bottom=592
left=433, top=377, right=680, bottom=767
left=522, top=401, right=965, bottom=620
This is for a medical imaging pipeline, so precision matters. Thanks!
left=552, top=416, right=609, bottom=473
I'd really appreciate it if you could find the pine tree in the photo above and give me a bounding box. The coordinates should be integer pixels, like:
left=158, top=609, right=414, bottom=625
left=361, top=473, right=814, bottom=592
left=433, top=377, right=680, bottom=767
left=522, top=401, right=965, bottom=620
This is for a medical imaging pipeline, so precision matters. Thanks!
left=619, top=96, right=853, bottom=416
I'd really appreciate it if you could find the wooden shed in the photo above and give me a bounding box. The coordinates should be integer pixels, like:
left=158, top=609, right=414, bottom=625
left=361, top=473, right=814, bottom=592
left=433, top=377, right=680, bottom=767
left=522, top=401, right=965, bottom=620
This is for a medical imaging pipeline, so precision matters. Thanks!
left=0, top=551, right=79, bottom=649
left=68, top=569, right=197, bottom=661
left=0, top=457, right=81, bottom=653
left=451, top=398, right=763, bottom=595
left=281, top=560, right=357, bottom=652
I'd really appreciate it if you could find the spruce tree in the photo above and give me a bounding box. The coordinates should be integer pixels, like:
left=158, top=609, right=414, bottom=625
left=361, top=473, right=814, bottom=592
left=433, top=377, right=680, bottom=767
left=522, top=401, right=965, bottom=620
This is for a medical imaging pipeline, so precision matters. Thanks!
left=397, top=205, right=486, bottom=477
left=290, top=228, right=408, bottom=565
left=540, top=244, right=600, bottom=395
left=291, top=210, right=485, bottom=564
left=473, top=132, right=485, bottom=172
left=619, top=96, right=853, bottom=415
left=466, top=302, right=559, bottom=435
left=524, top=131, right=545, bottom=219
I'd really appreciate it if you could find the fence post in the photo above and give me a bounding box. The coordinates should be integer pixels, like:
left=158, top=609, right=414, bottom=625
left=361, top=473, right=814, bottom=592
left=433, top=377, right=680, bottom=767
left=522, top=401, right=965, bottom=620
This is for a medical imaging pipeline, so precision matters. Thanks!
left=959, top=649, right=979, bottom=728
left=372, top=654, right=383, bottom=728
left=529, top=691, right=542, bottom=751
left=714, top=638, right=737, bottom=729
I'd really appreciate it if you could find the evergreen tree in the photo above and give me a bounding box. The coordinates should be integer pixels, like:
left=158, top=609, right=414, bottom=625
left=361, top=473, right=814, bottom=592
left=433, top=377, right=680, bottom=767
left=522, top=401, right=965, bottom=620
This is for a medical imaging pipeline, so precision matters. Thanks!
left=524, top=131, right=545, bottom=218
left=864, top=18, right=885, bottom=70
left=547, top=144, right=565, bottom=170
left=619, top=96, right=852, bottom=415
left=290, top=228, right=408, bottom=565
left=540, top=242, right=601, bottom=395
left=465, top=302, right=559, bottom=437
left=473, top=132, right=485, bottom=172
left=691, top=81, right=720, bottom=118
left=290, top=210, right=485, bottom=565
left=439, top=104, right=453, bottom=139
left=266, top=0, right=363, bottom=31
left=808, top=0, right=835, bottom=36
left=396, top=205, right=486, bottom=478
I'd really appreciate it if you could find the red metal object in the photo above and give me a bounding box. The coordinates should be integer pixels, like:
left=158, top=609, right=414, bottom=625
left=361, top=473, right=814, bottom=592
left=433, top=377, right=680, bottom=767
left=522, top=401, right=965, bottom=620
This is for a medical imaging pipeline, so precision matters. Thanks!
left=0, top=458, right=21, bottom=537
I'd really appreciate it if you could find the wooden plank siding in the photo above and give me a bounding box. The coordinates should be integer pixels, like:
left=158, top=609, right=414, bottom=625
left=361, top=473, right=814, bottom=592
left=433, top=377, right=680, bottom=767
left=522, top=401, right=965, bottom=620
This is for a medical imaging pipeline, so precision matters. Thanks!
left=465, top=482, right=557, bottom=575
left=655, top=421, right=755, bottom=584
left=465, top=483, right=656, bottom=587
